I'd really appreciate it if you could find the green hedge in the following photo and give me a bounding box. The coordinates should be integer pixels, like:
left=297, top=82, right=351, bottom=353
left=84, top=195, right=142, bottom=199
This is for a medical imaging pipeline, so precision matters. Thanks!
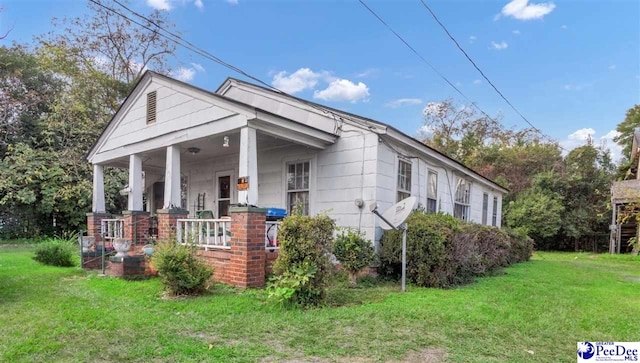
left=379, top=212, right=533, bottom=288
left=33, top=238, right=77, bottom=267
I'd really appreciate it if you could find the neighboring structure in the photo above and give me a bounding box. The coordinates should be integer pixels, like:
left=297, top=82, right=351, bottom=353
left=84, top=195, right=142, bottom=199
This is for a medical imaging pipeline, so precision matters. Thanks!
left=85, top=71, right=507, bottom=285
left=610, top=130, right=640, bottom=253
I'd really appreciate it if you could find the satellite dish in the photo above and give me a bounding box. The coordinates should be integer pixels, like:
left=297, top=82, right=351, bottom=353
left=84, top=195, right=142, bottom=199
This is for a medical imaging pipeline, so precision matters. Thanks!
left=379, top=196, right=417, bottom=230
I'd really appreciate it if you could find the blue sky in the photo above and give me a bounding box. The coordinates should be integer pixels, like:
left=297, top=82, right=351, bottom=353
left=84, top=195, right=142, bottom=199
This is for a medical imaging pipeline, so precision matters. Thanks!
left=1, top=0, right=639, bottom=161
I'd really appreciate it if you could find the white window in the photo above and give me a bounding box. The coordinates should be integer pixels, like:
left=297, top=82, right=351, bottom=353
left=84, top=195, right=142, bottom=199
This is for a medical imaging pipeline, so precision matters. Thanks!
left=492, top=196, right=498, bottom=226
left=397, top=159, right=412, bottom=202
left=454, top=177, right=471, bottom=221
left=426, top=169, right=438, bottom=213
left=482, top=193, right=489, bottom=225
left=286, top=161, right=310, bottom=215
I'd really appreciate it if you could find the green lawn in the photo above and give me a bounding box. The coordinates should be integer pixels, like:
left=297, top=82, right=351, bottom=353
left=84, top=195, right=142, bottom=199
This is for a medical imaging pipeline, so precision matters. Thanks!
left=0, top=246, right=638, bottom=363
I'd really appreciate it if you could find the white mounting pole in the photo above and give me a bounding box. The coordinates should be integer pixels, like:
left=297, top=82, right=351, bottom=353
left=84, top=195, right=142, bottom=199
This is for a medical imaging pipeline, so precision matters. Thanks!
left=401, top=223, right=407, bottom=292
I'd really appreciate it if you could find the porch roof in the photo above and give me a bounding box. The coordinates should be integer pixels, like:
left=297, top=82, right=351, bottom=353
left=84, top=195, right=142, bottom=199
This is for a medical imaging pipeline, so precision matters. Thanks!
left=87, top=71, right=337, bottom=165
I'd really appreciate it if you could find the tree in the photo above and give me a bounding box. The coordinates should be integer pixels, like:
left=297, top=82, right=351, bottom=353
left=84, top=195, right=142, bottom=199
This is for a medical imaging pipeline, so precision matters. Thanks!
left=0, top=45, right=62, bottom=157
left=614, top=105, right=640, bottom=159
left=0, top=2, right=178, bottom=237
left=505, top=185, right=564, bottom=246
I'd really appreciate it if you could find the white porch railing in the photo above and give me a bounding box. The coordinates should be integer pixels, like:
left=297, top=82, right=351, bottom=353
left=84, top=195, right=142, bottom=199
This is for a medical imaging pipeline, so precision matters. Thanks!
left=100, top=218, right=124, bottom=244
left=177, top=218, right=231, bottom=250
left=265, top=221, right=281, bottom=250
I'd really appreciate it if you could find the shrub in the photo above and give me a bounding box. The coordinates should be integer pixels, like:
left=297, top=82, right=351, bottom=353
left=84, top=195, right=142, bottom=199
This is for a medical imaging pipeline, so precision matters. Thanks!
left=505, top=227, right=535, bottom=263
left=379, top=212, right=460, bottom=287
left=152, top=241, right=213, bottom=296
left=380, top=211, right=533, bottom=288
left=270, top=213, right=335, bottom=307
left=33, top=238, right=77, bottom=267
left=456, top=224, right=511, bottom=276
left=333, top=229, right=375, bottom=287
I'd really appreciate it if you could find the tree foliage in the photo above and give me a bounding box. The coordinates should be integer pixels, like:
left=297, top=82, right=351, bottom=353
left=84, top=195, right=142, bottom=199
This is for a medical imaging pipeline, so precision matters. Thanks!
left=0, top=2, right=177, bottom=237
left=422, top=99, right=616, bottom=251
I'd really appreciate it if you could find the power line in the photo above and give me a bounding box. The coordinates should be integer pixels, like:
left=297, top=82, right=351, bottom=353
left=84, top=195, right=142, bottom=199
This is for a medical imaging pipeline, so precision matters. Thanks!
left=88, top=0, right=375, bottom=133
left=358, top=0, right=563, bottom=149
left=418, top=0, right=545, bottom=137
left=357, top=0, right=497, bottom=122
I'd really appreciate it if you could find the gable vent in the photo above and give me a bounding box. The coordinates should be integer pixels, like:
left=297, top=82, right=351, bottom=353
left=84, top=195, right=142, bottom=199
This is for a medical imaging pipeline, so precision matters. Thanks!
left=146, top=91, right=157, bottom=124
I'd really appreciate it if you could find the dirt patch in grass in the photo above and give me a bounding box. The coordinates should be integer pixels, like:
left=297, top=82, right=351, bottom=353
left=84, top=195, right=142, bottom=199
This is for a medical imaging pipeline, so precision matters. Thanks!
left=393, top=348, right=447, bottom=363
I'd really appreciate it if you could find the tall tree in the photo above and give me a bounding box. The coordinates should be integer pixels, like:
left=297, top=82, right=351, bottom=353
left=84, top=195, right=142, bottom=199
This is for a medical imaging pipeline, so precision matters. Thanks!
left=0, top=1, right=178, bottom=237
left=614, top=105, right=640, bottom=159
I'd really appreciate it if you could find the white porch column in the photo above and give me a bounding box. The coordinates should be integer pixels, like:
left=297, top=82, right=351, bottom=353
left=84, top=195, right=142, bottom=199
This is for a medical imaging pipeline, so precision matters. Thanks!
left=164, top=145, right=182, bottom=209
left=92, top=164, right=106, bottom=213
left=238, top=127, right=258, bottom=205
left=128, top=154, right=143, bottom=211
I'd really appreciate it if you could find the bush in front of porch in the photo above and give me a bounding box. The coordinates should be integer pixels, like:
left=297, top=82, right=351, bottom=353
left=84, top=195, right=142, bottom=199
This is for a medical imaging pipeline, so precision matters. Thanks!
left=153, top=240, right=213, bottom=296
left=268, top=213, right=335, bottom=307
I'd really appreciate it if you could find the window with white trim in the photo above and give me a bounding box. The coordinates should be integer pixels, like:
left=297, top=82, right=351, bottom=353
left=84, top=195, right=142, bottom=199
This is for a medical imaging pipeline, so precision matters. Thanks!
left=397, top=159, right=412, bottom=202
left=482, top=193, right=489, bottom=225
left=492, top=196, right=498, bottom=226
left=286, top=161, right=310, bottom=215
left=454, top=177, right=471, bottom=221
left=426, top=169, right=438, bottom=213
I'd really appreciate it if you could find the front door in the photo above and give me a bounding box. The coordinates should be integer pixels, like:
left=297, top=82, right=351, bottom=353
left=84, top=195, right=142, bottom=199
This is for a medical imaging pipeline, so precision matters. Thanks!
left=216, top=173, right=232, bottom=218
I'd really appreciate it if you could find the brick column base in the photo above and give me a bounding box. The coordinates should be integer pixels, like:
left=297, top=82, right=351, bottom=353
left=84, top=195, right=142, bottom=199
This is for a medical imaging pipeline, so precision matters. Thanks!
left=228, top=206, right=267, bottom=288
left=123, top=211, right=150, bottom=246
left=86, top=212, right=111, bottom=246
left=156, top=209, right=189, bottom=242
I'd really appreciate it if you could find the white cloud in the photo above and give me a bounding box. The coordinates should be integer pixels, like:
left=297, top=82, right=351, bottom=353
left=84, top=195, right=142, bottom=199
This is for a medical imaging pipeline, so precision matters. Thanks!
left=490, top=41, right=509, bottom=50
left=313, top=79, right=370, bottom=103
left=560, top=128, right=623, bottom=162
left=385, top=98, right=422, bottom=108
left=146, top=0, right=172, bottom=10
left=512, top=30, right=521, bottom=35
left=417, top=124, right=435, bottom=139
left=608, top=65, right=616, bottom=70
left=356, top=68, right=379, bottom=78
left=564, top=83, right=591, bottom=91
left=272, top=68, right=323, bottom=94
left=473, top=79, right=482, bottom=85
left=191, top=63, right=205, bottom=72
left=469, top=35, right=477, bottom=43
left=194, top=0, right=204, bottom=9
left=560, top=24, right=568, bottom=30
left=498, top=0, right=556, bottom=21
left=172, top=67, right=196, bottom=82
left=226, top=0, right=239, bottom=4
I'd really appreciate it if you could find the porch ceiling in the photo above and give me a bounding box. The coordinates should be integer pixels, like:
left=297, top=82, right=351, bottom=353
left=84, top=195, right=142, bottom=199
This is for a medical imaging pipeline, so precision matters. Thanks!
left=100, top=130, right=304, bottom=174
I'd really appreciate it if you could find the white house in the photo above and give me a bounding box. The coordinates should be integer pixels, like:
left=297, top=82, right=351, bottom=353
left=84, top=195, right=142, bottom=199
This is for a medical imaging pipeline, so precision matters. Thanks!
left=86, top=71, right=507, bottom=250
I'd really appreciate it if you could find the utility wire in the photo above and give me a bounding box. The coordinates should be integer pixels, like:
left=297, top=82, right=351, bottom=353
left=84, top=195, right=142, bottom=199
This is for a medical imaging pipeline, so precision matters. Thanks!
left=359, top=0, right=563, bottom=149
left=357, top=0, right=497, bottom=124
left=89, top=0, right=374, bottom=133
left=418, top=0, right=545, bottom=136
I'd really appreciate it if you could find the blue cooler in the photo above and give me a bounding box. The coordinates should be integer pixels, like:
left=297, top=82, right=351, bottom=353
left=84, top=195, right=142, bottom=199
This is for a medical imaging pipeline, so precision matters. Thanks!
left=265, top=208, right=287, bottom=221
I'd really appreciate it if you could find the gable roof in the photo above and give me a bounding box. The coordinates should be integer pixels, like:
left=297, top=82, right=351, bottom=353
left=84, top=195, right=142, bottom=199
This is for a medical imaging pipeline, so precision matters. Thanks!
left=217, top=77, right=508, bottom=193
left=86, top=71, right=337, bottom=162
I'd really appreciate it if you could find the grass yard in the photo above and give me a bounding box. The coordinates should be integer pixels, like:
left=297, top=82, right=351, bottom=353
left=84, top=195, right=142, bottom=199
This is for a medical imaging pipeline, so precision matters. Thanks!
left=1, top=246, right=639, bottom=363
